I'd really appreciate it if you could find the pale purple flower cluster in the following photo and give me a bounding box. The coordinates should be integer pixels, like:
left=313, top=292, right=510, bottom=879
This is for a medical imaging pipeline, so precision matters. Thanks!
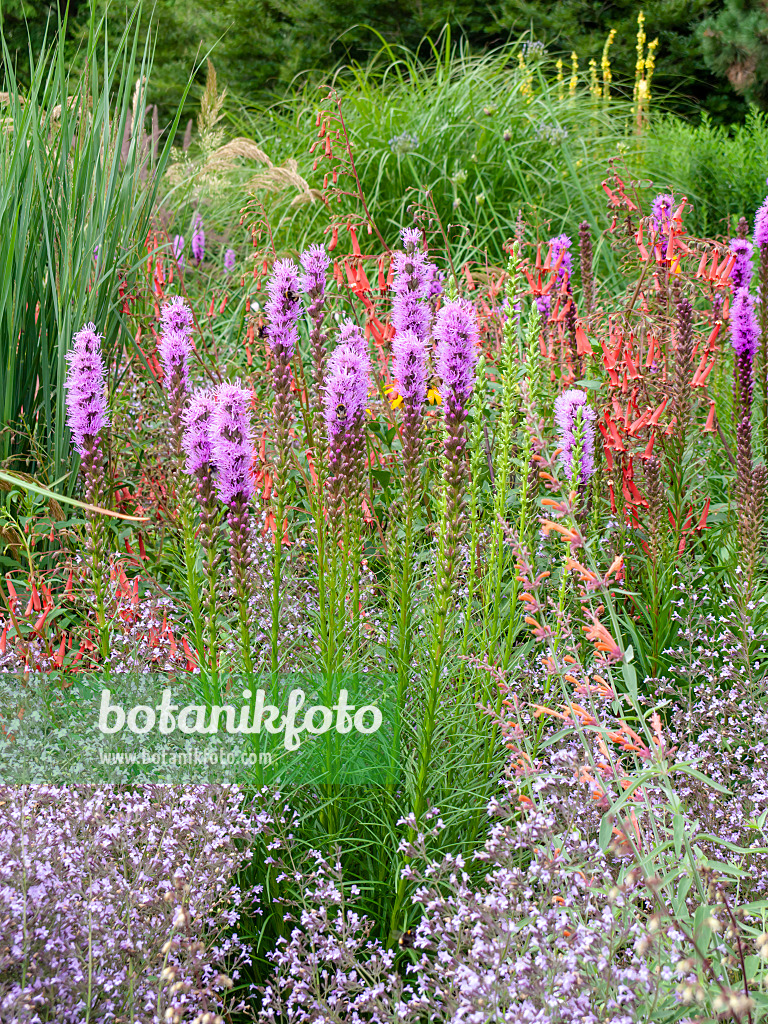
left=210, top=382, right=254, bottom=505
left=172, top=233, right=185, bottom=265
left=338, top=318, right=368, bottom=355
left=729, top=237, right=754, bottom=291
left=754, top=193, right=768, bottom=246
left=266, top=258, right=301, bottom=362
left=391, top=227, right=437, bottom=343
left=434, top=299, right=479, bottom=411
left=549, top=233, right=572, bottom=283
left=191, top=212, right=205, bottom=262
left=650, top=192, right=674, bottom=232
left=730, top=288, right=760, bottom=362
left=536, top=293, right=552, bottom=320
left=0, top=785, right=261, bottom=1023
left=393, top=329, right=427, bottom=406
left=158, top=296, right=194, bottom=451
left=160, top=294, right=194, bottom=335
left=324, top=342, right=371, bottom=448
left=182, top=389, right=216, bottom=475
left=64, top=323, right=109, bottom=456
left=554, top=387, right=596, bottom=484
left=224, top=247, right=236, bottom=271
left=299, top=242, right=331, bottom=297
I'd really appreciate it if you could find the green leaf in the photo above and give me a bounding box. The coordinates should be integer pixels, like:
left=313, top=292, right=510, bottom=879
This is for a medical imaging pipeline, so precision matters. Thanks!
left=0, top=472, right=147, bottom=522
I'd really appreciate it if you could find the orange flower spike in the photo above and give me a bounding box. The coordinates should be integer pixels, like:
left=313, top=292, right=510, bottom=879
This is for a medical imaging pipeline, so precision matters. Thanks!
left=563, top=655, right=578, bottom=665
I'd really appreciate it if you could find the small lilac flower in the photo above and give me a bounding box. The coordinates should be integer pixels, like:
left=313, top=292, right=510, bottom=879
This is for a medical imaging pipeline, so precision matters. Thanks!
left=554, top=388, right=596, bottom=485
left=210, top=383, right=254, bottom=506
left=434, top=299, right=479, bottom=410
left=729, top=237, right=754, bottom=291
left=182, top=390, right=216, bottom=475
left=172, top=234, right=185, bottom=265
left=754, top=194, right=768, bottom=246
left=731, top=288, right=760, bottom=362
left=224, top=247, right=236, bottom=271
left=393, top=329, right=427, bottom=407
left=64, top=323, right=110, bottom=456
left=425, top=263, right=445, bottom=300
left=549, top=233, right=572, bottom=283
left=650, top=193, right=674, bottom=232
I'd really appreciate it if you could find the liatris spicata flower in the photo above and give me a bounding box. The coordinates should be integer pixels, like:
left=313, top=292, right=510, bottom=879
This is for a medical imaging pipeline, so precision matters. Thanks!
left=554, top=388, right=596, bottom=485
left=324, top=342, right=371, bottom=490
left=172, top=234, right=185, bottom=266
left=191, top=214, right=205, bottom=263
left=549, top=233, right=572, bottom=284
left=224, top=247, right=236, bottom=271
left=391, top=228, right=435, bottom=343
left=183, top=390, right=220, bottom=672
left=643, top=456, right=665, bottom=564
left=650, top=193, right=673, bottom=232
left=672, top=289, right=695, bottom=437
left=731, top=288, right=759, bottom=412
left=300, top=243, right=331, bottom=428
left=65, top=322, right=111, bottom=658
left=158, top=297, right=193, bottom=455
left=338, top=319, right=367, bottom=356
left=729, top=237, right=754, bottom=291
left=579, top=221, right=594, bottom=314
left=265, top=258, right=301, bottom=470
left=536, top=293, right=551, bottom=321
left=754, top=193, right=768, bottom=462
left=65, top=323, right=110, bottom=466
left=210, top=382, right=254, bottom=673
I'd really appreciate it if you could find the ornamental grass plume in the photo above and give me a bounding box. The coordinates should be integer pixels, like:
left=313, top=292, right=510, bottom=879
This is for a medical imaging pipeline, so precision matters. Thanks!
left=183, top=389, right=220, bottom=673
left=65, top=322, right=111, bottom=659
left=554, top=388, right=596, bottom=486
left=210, top=382, right=255, bottom=674
left=158, top=296, right=193, bottom=457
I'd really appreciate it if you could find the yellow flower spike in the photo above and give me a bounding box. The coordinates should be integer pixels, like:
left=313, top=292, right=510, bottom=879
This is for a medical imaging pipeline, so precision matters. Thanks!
left=601, top=29, right=617, bottom=100
left=556, top=58, right=564, bottom=102
left=569, top=52, right=578, bottom=97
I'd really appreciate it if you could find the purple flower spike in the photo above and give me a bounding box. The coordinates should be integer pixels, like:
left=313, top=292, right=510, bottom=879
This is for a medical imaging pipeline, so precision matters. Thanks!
left=549, top=233, right=572, bottom=283
left=299, top=243, right=330, bottom=296
left=393, top=329, right=427, bottom=407
left=191, top=214, right=205, bottom=263
left=729, top=237, right=754, bottom=291
left=160, top=295, right=194, bottom=337
left=338, top=319, right=367, bottom=356
left=755, top=195, right=768, bottom=246
left=401, top=227, right=421, bottom=252
left=554, top=388, right=597, bottom=485
left=265, top=258, right=301, bottom=362
left=324, top=343, right=370, bottom=448
left=434, top=299, right=479, bottom=410
left=211, top=383, right=254, bottom=506
left=158, top=329, right=191, bottom=393
left=182, top=389, right=216, bottom=475
left=650, top=193, right=674, bottom=232
left=224, top=247, right=236, bottom=271
left=65, top=323, right=109, bottom=455
left=172, top=234, right=185, bottom=263
left=536, top=294, right=552, bottom=320
left=731, top=288, right=760, bottom=362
